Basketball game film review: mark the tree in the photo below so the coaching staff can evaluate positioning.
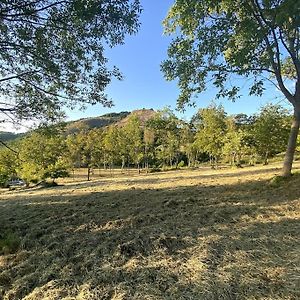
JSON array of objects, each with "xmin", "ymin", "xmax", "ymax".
[
  {"xmin": 179, "ymin": 122, "xmax": 195, "ymax": 167},
  {"xmin": 223, "ymin": 117, "xmax": 247, "ymax": 166},
  {"xmin": 66, "ymin": 129, "xmax": 102, "ymax": 181},
  {"xmin": 18, "ymin": 129, "xmax": 69, "ymax": 184},
  {"xmin": 146, "ymin": 108, "xmax": 180, "ymax": 168},
  {"xmin": 102, "ymin": 126, "xmax": 120, "ymax": 170},
  {"xmin": 162, "ymin": 0, "xmax": 300, "ymax": 176},
  {"xmin": 0, "ymin": 147, "xmax": 18, "ymax": 187},
  {"xmin": 194, "ymin": 106, "xmax": 227, "ymax": 168},
  {"xmin": 117, "ymin": 127, "xmax": 130, "ymax": 170},
  {"xmin": 143, "ymin": 128, "xmax": 155, "ymax": 170},
  {"xmin": 0, "ymin": 0, "xmax": 141, "ymax": 123},
  {"xmin": 252, "ymin": 104, "xmax": 290, "ymax": 164},
  {"xmin": 123, "ymin": 116, "xmax": 144, "ymax": 171}
]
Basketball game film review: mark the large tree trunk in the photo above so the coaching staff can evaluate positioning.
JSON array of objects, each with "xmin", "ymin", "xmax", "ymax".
[{"xmin": 282, "ymin": 109, "xmax": 300, "ymax": 177}]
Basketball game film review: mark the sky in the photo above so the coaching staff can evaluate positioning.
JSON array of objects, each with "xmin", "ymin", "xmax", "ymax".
[
  {"xmin": 63, "ymin": 0, "xmax": 291, "ymax": 123},
  {"xmin": 1, "ymin": 0, "xmax": 292, "ymax": 132}
]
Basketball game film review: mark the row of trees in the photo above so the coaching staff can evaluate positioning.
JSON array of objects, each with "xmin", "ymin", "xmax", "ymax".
[
  {"xmin": 0, "ymin": 104, "xmax": 293, "ymax": 186},
  {"xmin": 0, "ymin": 1, "xmax": 298, "ymax": 177}
]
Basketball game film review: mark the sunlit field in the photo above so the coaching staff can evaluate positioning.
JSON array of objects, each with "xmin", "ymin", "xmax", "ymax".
[{"xmin": 1, "ymin": 163, "xmax": 300, "ymax": 299}]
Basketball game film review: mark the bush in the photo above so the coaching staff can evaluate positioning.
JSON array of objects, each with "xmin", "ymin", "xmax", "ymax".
[
  {"xmin": 177, "ymin": 160, "xmax": 185, "ymax": 168},
  {"xmin": 0, "ymin": 171, "xmax": 9, "ymax": 188}
]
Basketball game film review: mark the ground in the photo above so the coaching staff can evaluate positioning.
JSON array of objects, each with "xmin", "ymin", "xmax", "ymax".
[{"xmin": 0, "ymin": 164, "xmax": 299, "ymax": 300}]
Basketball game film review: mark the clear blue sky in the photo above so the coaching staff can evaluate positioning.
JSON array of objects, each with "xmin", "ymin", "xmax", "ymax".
[
  {"xmin": 0, "ymin": 0, "xmax": 292, "ymax": 134},
  {"xmin": 64, "ymin": 0, "xmax": 291, "ymax": 123}
]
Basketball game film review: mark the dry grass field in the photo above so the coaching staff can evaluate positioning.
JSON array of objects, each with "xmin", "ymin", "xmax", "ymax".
[{"xmin": 0, "ymin": 164, "xmax": 300, "ymax": 299}]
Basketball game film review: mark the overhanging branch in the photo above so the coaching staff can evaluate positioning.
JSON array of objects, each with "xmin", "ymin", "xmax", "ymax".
[{"xmin": 0, "ymin": 140, "xmax": 19, "ymax": 155}]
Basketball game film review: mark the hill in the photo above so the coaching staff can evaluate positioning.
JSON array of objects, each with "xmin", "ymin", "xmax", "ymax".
[
  {"xmin": 0, "ymin": 131, "xmax": 23, "ymax": 142},
  {"xmin": 65, "ymin": 109, "xmax": 157, "ymax": 133},
  {"xmin": 115, "ymin": 108, "xmax": 157, "ymax": 127},
  {"xmin": 0, "ymin": 109, "xmax": 157, "ymax": 139},
  {"xmin": 65, "ymin": 111, "xmax": 131, "ymax": 134}
]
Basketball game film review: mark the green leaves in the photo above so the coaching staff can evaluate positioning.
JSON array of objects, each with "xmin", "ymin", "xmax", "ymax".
[
  {"xmin": 163, "ymin": 0, "xmax": 300, "ymax": 109},
  {"xmin": 252, "ymin": 104, "xmax": 291, "ymax": 160},
  {"xmin": 0, "ymin": 0, "xmax": 141, "ymax": 122},
  {"xmin": 194, "ymin": 105, "xmax": 227, "ymax": 160},
  {"xmin": 18, "ymin": 130, "xmax": 70, "ymax": 183}
]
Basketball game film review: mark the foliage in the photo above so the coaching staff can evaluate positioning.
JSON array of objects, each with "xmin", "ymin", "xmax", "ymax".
[
  {"xmin": 0, "ymin": 147, "xmax": 18, "ymax": 186},
  {"xmin": 146, "ymin": 108, "xmax": 181, "ymax": 167},
  {"xmin": 162, "ymin": 0, "xmax": 300, "ymax": 109},
  {"xmin": 0, "ymin": 0, "xmax": 141, "ymax": 122},
  {"xmin": 0, "ymin": 105, "xmax": 295, "ymax": 185},
  {"xmin": 194, "ymin": 105, "xmax": 227, "ymax": 166},
  {"xmin": 18, "ymin": 130, "xmax": 69, "ymax": 183},
  {"xmin": 162, "ymin": 0, "xmax": 300, "ymax": 176},
  {"xmin": 223, "ymin": 118, "xmax": 246, "ymax": 166},
  {"xmin": 102, "ymin": 126, "xmax": 121, "ymax": 167},
  {"xmin": 252, "ymin": 104, "xmax": 290, "ymax": 164},
  {"xmin": 177, "ymin": 160, "xmax": 185, "ymax": 168},
  {"xmin": 123, "ymin": 116, "xmax": 144, "ymax": 168}
]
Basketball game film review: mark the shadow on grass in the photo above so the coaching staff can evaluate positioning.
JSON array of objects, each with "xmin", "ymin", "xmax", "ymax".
[{"xmin": 0, "ymin": 176, "xmax": 299, "ymax": 299}]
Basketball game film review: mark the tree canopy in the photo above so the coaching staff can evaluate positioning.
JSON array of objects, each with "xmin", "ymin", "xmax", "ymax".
[
  {"xmin": 162, "ymin": 0, "xmax": 300, "ymax": 176},
  {"xmin": 0, "ymin": 0, "xmax": 141, "ymax": 123},
  {"xmin": 162, "ymin": 0, "xmax": 299, "ymax": 107}
]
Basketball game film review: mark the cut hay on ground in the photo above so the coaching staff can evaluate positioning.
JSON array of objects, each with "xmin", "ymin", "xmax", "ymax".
[{"xmin": 0, "ymin": 164, "xmax": 299, "ymax": 299}]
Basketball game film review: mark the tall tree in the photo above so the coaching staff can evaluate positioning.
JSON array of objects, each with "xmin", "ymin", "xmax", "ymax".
[
  {"xmin": 102, "ymin": 126, "xmax": 120, "ymax": 170},
  {"xmin": 66, "ymin": 129, "xmax": 102, "ymax": 181},
  {"xmin": 252, "ymin": 104, "xmax": 290, "ymax": 164},
  {"xmin": 179, "ymin": 122, "xmax": 195, "ymax": 167},
  {"xmin": 223, "ymin": 117, "xmax": 247, "ymax": 166},
  {"xmin": 123, "ymin": 116, "xmax": 144, "ymax": 171},
  {"xmin": 18, "ymin": 129, "xmax": 69, "ymax": 184},
  {"xmin": 146, "ymin": 108, "xmax": 180, "ymax": 168},
  {"xmin": 162, "ymin": 0, "xmax": 300, "ymax": 176},
  {"xmin": 194, "ymin": 106, "xmax": 227, "ymax": 167},
  {"xmin": 0, "ymin": 0, "xmax": 141, "ymax": 123}
]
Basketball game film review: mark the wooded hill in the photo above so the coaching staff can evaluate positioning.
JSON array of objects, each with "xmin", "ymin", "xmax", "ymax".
[
  {"xmin": 0, "ymin": 131, "xmax": 23, "ymax": 142},
  {"xmin": 0, "ymin": 109, "xmax": 156, "ymax": 139},
  {"xmin": 66, "ymin": 109, "xmax": 156, "ymax": 133}
]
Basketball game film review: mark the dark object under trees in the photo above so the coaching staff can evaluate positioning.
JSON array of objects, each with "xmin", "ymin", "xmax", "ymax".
[
  {"xmin": 162, "ymin": 0, "xmax": 300, "ymax": 176},
  {"xmin": 0, "ymin": 0, "xmax": 141, "ymax": 123}
]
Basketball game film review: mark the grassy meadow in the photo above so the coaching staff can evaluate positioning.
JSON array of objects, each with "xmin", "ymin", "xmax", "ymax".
[{"xmin": 0, "ymin": 164, "xmax": 300, "ymax": 299}]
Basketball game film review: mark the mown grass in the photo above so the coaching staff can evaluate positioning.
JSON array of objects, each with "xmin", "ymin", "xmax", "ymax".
[{"xmin": 0, "ymin": 164, "xmax": 299, "ymax": 299}]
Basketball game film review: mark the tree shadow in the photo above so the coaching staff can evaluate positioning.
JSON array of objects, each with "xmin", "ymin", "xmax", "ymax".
[{"xmin": 0, "ymin": 175, "xmax": 299, "ymax": 299}]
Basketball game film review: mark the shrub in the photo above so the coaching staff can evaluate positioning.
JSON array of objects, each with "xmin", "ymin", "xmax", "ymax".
[{"xmin": 177, "ymin": 160, "xmax": 185, "ymax": 168}]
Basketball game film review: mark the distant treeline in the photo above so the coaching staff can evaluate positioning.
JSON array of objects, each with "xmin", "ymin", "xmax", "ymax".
[{"xmin": 0, "ymin": 104, "xmax": 293, "ymax": 185}]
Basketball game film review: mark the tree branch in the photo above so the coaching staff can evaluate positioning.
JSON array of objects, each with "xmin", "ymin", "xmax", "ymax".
[
  {"xmin": 2, "ymin": 1, "xmax": 70, "ymax": 18},
  {"xmin": 0, "ymin": 140, "xmax": 19, "ymax": 155},
  {"xmin": 0, "ymin": 70, "xmax": 39, "ymax": 83},
  {"xmin": 248, "ymin": 0, "xmax": 294, "ymax": 104}
]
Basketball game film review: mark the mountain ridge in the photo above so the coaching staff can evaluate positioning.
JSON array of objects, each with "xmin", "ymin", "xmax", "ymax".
[{"xmin": 0, "ymin": 109, "xmax": 157, "ymax": 140}]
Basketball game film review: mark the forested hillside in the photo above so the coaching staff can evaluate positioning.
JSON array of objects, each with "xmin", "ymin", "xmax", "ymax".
[
  {"xmin": 0, "ymin": 131, "xmax": 23, "ymax": 142},
  {"xmin": 65, "ymin": 111, "xmax": 131, "ymax": 134}
]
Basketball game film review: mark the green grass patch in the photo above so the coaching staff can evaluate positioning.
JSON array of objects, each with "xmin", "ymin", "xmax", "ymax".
[{"xmin": 0, "ymin": 231, "xmax": 20, "ymax": 255}]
